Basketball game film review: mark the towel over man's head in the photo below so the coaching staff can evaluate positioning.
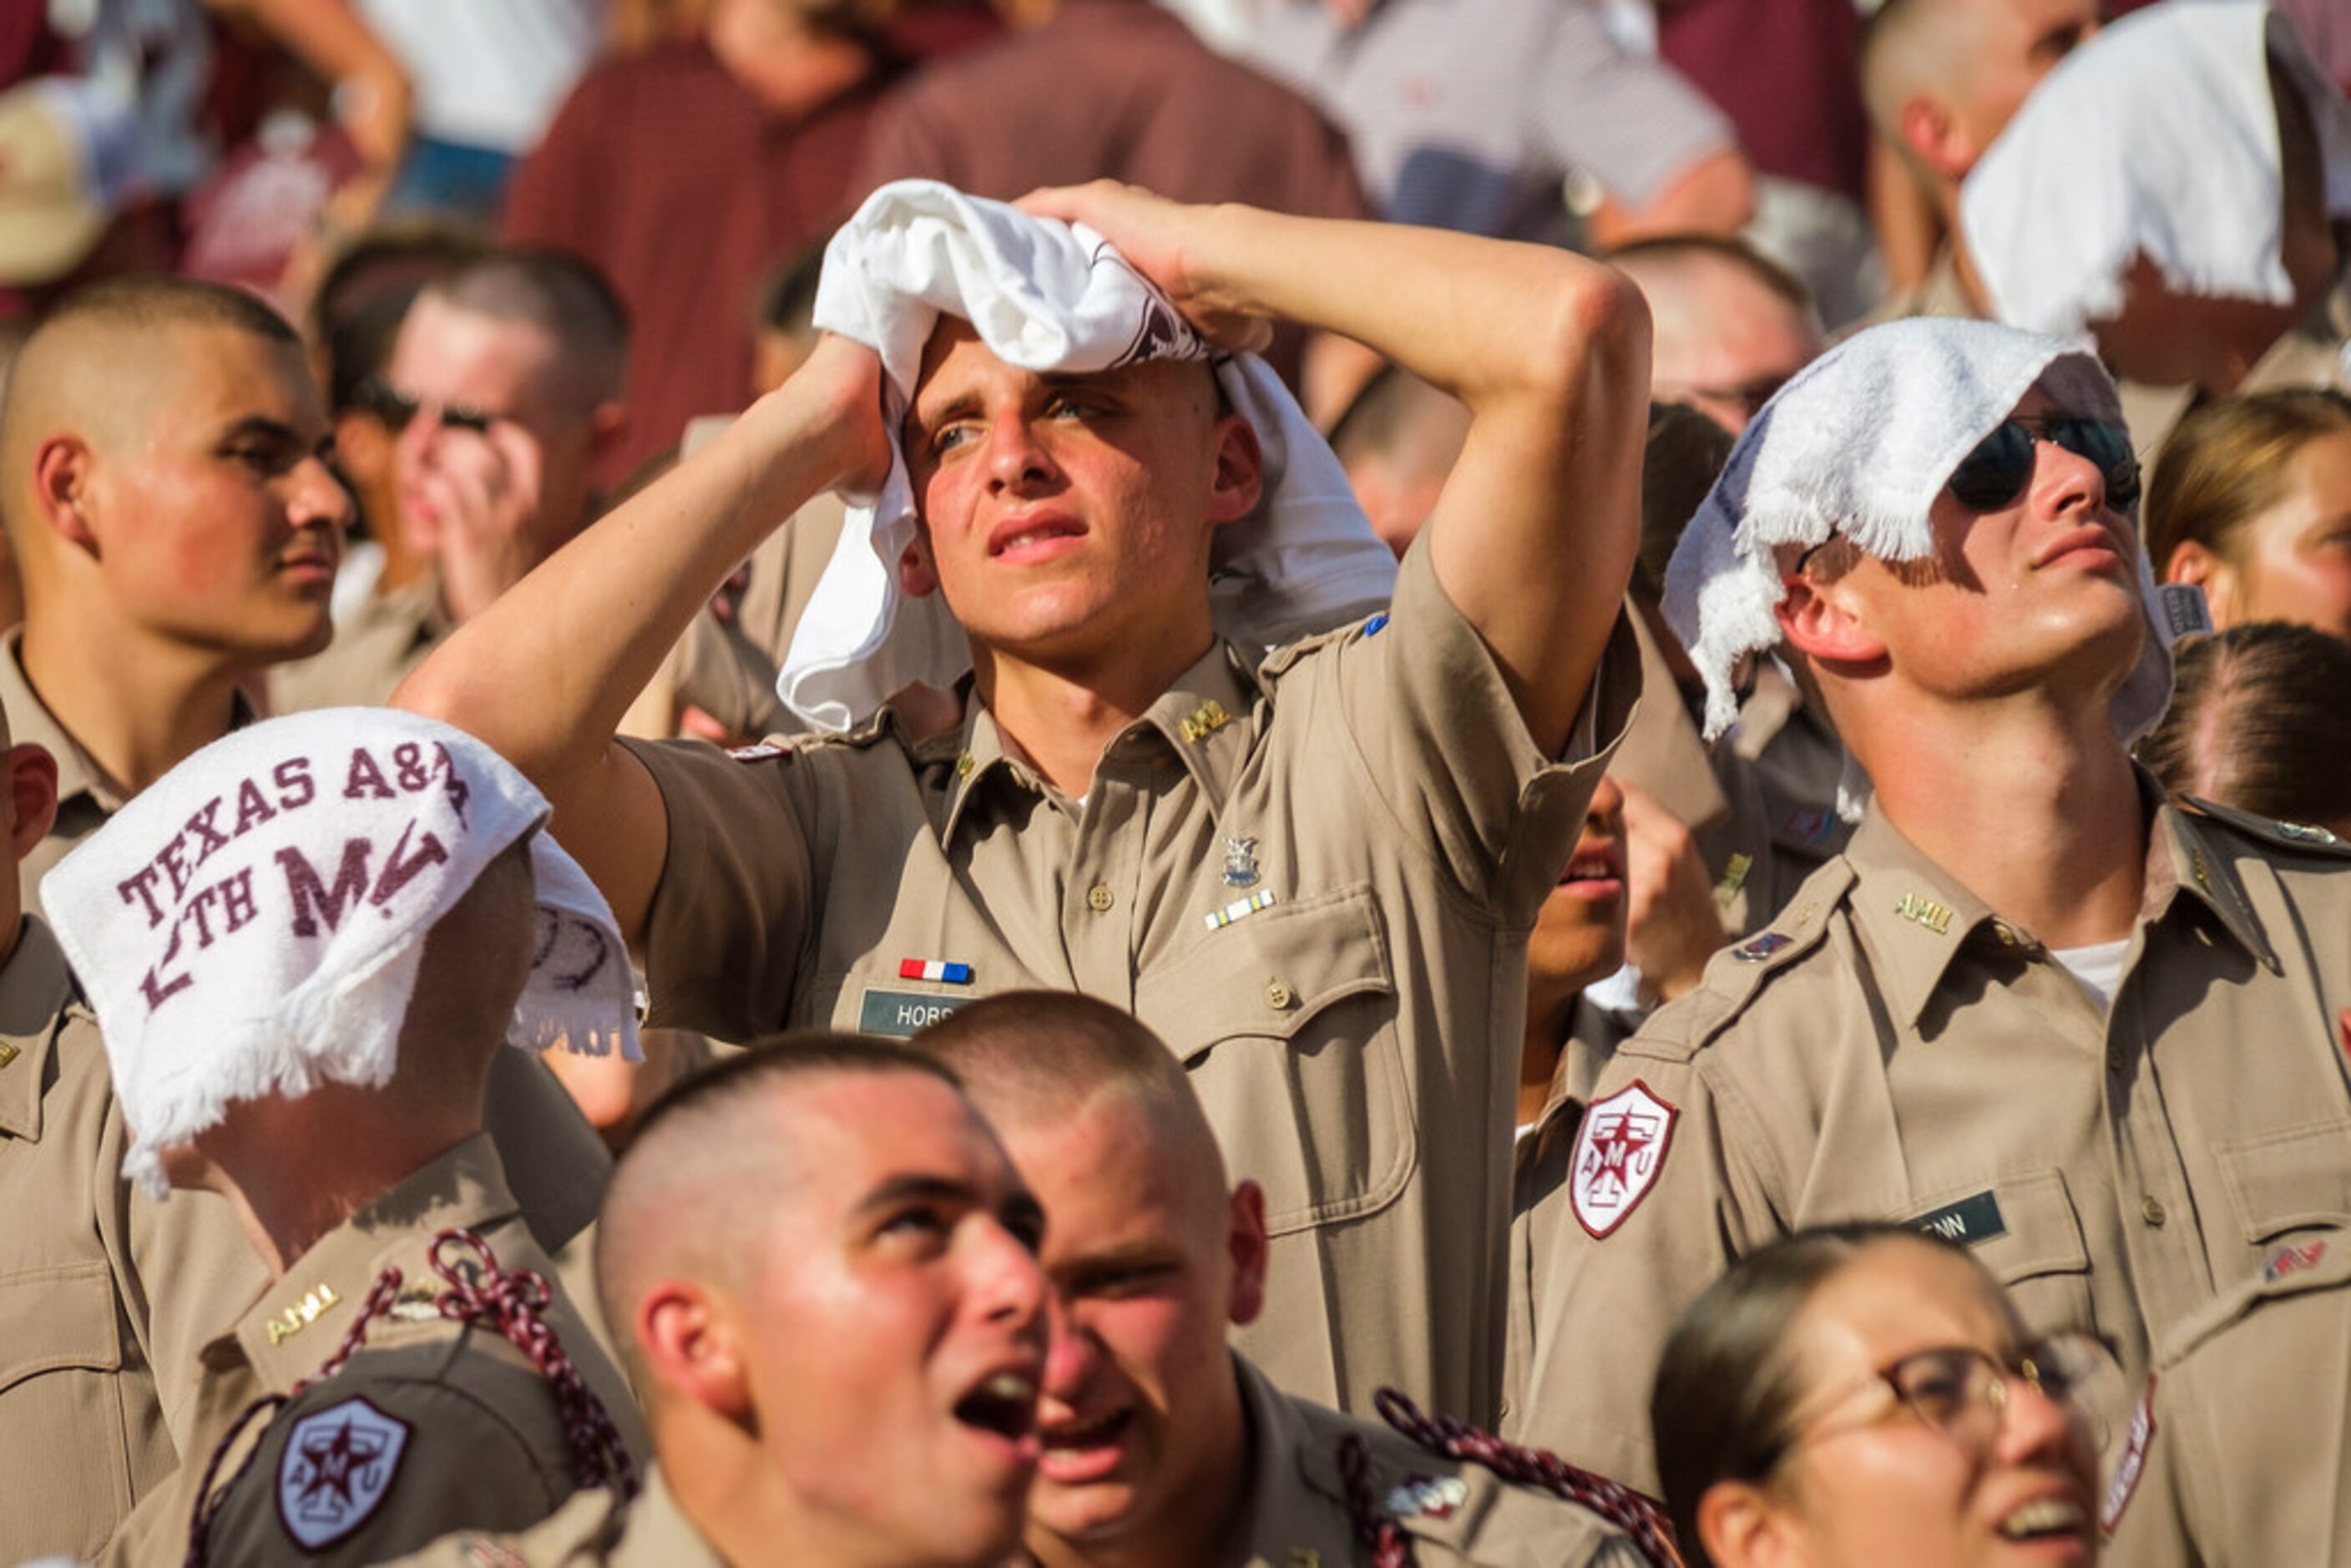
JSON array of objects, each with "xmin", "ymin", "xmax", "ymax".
[
  {"xmin": 43, "ymin": 709, "xmax": 640, "ymax": 1196},
  {"xmin": 1662, "ymin": 316, "xmax": 2184, "ymax": 747},
  {"xmin": 777, "ymin": 180, "xmax": 1398, "ymax": 732}
]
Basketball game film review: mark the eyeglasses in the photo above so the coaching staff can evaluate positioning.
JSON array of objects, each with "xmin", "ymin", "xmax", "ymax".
[
  {"xmin": 1796, "ymin": 1338, "xmax": 2098, "ymax": 1459},
  {"xmin": 1948, "ymin": 417, "xmax": 2141, "ymax": 513},
  {"xmin": 351, "ymin": 376, "xmax": 498, "ymax": 437}
]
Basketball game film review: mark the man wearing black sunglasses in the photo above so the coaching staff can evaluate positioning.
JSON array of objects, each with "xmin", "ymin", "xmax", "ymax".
[
  {"xmin": 1517, "ymin": 317, "xmax": 2351, "ymax": 1507},
  {"xmin": 275, "ymin": 249, "xmax": 629, "ymax": 713}
]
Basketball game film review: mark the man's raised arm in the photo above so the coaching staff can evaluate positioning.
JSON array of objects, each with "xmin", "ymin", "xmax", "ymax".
[
  {"xmin": 392, "ymin": 337, "xmax": 889, "ymax": 949},
  {"xmin": 1024, "ymin": 185, "xmax": 1651, "ymax": 755}
]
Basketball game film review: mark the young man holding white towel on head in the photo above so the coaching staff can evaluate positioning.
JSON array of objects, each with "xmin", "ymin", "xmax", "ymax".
[
  {"xmin": 397, "ymin": 180, "xmax": 1651, "ymax": 1428},
  {"xmin": 51, "ymin": 710, "xmax": 650, "ymax": 1567},
  {"xmin": 1514, "ymin": 316, "xmax": 2351, "ymax": 1516}
]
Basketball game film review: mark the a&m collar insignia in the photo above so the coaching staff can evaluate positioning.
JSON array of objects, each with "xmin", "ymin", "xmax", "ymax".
[
  {"xmin": 1178, "ymin": 700, "xmax": 1231, "ymax": 745},
  {"xmin": 898, "ymin": 959, "xmax": 974, "ymax": 985},
  {"xmin": 1221, "ymin": 835, "xmax": 1261, "ymax": 888},
  {"xmin": 1382, "ymin": 1474, "xmax": 1469, "ymax": 1522}
]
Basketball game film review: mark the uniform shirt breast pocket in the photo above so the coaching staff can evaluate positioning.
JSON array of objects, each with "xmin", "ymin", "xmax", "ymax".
[
  {"xmin": 1136, "ymin": 885, "xmax": 1411, "ymax": 1238},
  {"xmin": 2217, "ymin": 1120, "xmax": 2351, "ymax": 1242},
  {"xmin": 0, "ymin": 1260, "xmax": 134, "ymax": 1560}
]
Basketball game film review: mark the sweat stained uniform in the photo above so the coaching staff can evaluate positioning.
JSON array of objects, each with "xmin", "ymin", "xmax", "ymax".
[
  {"xmin": 2102, "ymin": 1229, "xmax": 2351, "ymax": 1565},
  {"xmin": 107, "ymin": 1136, "xmax": 648, "ymax": 1567},
  {"xmin": 621, "ymin": 538, "xmax": 1639, "ymax": 1424},
  {"xmin": 1517, "ymin": 783, "xmax": 2351, "ymax": 1496}
]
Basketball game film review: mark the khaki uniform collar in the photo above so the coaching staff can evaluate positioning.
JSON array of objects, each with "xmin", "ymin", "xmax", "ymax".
[
  {"xmin": 356, "ymin": 569, "xmax": 456, "ymax": 652},
  {"xmin": 1231, "ymin": 1351, "xmax": 1328, "ymax": 1550},
  {"xmin": 0, "ymin": 626, "xmax": 262, "ymax": 818},
  {"xmin": 1846, "ymin": 771, "xmax": 2278, "ymax": 1029},
  {"xmin": 234, "ymin": 1132, "xmax": 522, "ymax": 1389},
  {"xmin": 936, "ymin": 641, "xmax": 1263, "ymax": 846},
  {"xmin": 0, "ymin": 917, "xmax": 77, "ymax": 1141},
  {"xmin": 614, "ymin": 1465, "xmax": 727, "ymax": 1568}
]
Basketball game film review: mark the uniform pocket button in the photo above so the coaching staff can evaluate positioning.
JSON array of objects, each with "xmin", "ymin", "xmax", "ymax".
[
  {"xmin": 1266, "ymin": 979, "xmax": 1294, "ymax": 1011},
  {"xmin": 1086, "ymin": 883, "xmax": 1115, "ymax": 913}
]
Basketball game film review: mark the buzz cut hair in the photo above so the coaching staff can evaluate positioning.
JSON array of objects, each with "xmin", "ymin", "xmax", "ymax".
[
  {"xmin": 22, "ymin": 274, "xmax": 300, "ymax": 352},
  {"xmin": 1602, "ymin": 233, "xmax": 1818, "ymax": 316},
  {"xmin": 419, "ymin": 246, "xmax": 632, "ymax": 402},
  {"xmin": 914, "ymin": 992, "xmax": 1190, "ymax": 1119}
]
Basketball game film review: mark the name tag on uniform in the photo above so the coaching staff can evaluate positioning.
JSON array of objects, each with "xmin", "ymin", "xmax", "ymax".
[
  {"xmin": 857, "ymin": 989, "xmax": 968, "ymax": 1038},
  {"xmin": 1912, "ymin": 1190, "xmax": 2007, "ymax": 1247}
]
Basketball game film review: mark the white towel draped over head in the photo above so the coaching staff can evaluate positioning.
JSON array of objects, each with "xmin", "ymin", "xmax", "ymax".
[
  {"xmin": 1960, "ymin": 2, "xmax": 2351, "ymax": 339},
  {"xmin": 778, "ymin": 179, "xmax": 1398, "ymax": 732},
  {"xmin": 1661, "ymin": 317, "xmax": 2175, "ymax": 745},
  {"xmin": 42, "ymin": 709, "xmax": 640, "ymax": 1197}
]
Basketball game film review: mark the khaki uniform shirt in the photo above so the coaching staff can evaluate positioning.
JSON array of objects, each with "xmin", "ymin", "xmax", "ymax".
[
  {"xmin": 112, "ymin": 1136, "xmax": 649, "ymax": 1568},
  {"xmin": 622, "ymin": 539, "xmax": 1638, "ymax": 1424},
  {"xmin": 2118, "ymin": 280, "xmax": 2351, "ymax": 464},
  {"xmin": 1853, "ymin": 243, "xmax": 1977, "ymax": 332},
  {"xmin": 0, "ymin": 918, "xmax": 255, "ymax": 1565},
  {"xmin": 1503, "ymin": 998, "xmax": 1635, "ymax": 1436},
  {"xmin": 270, "ymin": 574, "xmax": 453, "ymax": 716},
  {"xmin": 380, "ymin": 1465, "xmax": 717, "ymax": 1567},
  {"xmin": 1518, "ymin": 784, "xmax": 2351, "ymax": 1495},
  {"xmin": 1226, "ymin": 1353, "xmax": 1647, "ymax": 1566},
  {"xmin": 2103, "ymin": 1231, "xmax": 2351, "ymax": 1566}
]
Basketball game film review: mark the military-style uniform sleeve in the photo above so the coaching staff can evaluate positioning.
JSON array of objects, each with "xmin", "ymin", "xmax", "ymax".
[
  {"xmin": 1313, "ymin": 531, "xmax": 1641, "ymax": 927},
  {"xmin": 1509, "ymin": 978, "xmax": 1792, "ymax": 1495},
  {"xmin": 617, "ymin": 736, "xmax": 822, "ymax": 1040},
  {"xmin": 198, "ymin": 1359, "xmax": 584, "ymax": 1567}
]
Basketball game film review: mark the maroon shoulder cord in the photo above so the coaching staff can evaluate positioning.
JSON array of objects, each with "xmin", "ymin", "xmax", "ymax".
[
  {"xmin": 1338, "ymin": 1388, "xmax": 1684, "ymax": 1568},
  {"xmin": 185, "ymin": 1227, "xmax": 640, "ymax": 1568}
]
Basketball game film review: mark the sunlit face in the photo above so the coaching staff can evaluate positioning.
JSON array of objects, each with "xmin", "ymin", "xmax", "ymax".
[
  {"xmin": 2186, "ymin": 427, "xmax": 2351, "ymax": 640},
  {"xmin": 1737, "ymin": 1239, "xmax": 2100, "ymax": 1568},
  {"xmin": 1645, "ymin": 263, "xmax": 1825, "ymax": 435},
  {"xmin": 1529, "ymin": 773, "xmax": 1628, "ymax": 1004},
  {"xmin": 736, "ymin": 1073, "xmax": 1049, "ymax": 1565},
  {"xmin": 997, "ymin": 1093, "xmax": 1253, "ymax": 1553},
  {"xmin": 388, "ymin": 296, "xmax": 604, "ymax": 563},
  {"xmin": 1801, "ymin": 386, "xmax": 2146, "ymax": 719},
  {"xmin": 1949, "ymin": 0, "xmax": 2098, "ymax": 164},
  {"xmin": 87, "ymin": 326, "xmax": 346, "ymax": 660},
  {"xmin": 899, "ymin": 322, "xmax": 1260, "ymax": 670}
]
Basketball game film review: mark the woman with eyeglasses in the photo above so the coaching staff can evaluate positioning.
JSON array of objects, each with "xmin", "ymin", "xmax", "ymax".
[{"xmin": 1652, "ymin": 1224, "xmax": 2101, "ymax": 1568}]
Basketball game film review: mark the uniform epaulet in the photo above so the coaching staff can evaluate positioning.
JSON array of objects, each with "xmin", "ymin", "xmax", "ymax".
[
  {"xmin": 2155, "ymin": 1232, "xmax": 2351, "ymax": 1369},
  {"xmin": 1255, "ymin": 609, "xmax": 1387, "ymax": 680},
  {"xmin": 1625, "ymin": 859, "xmax": 1855, "ymax": 1065},
  {"xmin": 725, "ymin": 711, "xmax": 900, "ymax": 766},
  {"xmin": 2175, "ymin": 795, "xmax": 2351, "ymax": 858}
]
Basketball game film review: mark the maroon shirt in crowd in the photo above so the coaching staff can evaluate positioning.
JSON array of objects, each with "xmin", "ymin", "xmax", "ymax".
[
  {"xmin": 1657, "ymin": 0, "xmax": 1867, "ymax": 203},
  {"xmin": 506, "ymin": 39, "xmax": 893, "ymax": 477},
  {"xmin": 850, "ymin": 0, "xmax": 1368, "ymax": 387}
]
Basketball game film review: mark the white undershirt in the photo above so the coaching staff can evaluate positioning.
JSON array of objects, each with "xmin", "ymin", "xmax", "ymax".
[{"xmin": 2050, "ymin": 938, "xmax": 2131, "ymax": 1011}]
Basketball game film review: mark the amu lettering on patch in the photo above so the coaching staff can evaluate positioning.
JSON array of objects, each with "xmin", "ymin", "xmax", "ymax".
[
  {"xmin": 1911, "ymin": 1190, "xmax": 2007, "ymax": 1247},
  {"xmin": 857, "ymin": 989, "xmax": 968, "ymax": 1038},
  {"xmin": 1894, "ymin": 892, "xmax": 1955, "ymax": 935}
]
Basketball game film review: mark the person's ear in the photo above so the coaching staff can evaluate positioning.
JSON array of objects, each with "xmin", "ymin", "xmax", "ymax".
[
  {"xmin": 1697, "ymin": 1478, "xmax": 1795, "ymax": 1567},
  {"xmin": 897, "ymin": 534, "xmax": 940, "ymax": 599},
  {"xmin": 1206, "ymin": 414, "xmax": 1264, "ymax": 529},
  {"xmin": 639, "ymin": 1281, "xmax": 752, "ymax": 1422},
  {"xmin": 588, "ymin": 401, "xmax": 629, "ymax": 464},
  {"xmin": 1898, "ymin": 94, "xmax": 1972, "ymax": 185},
  {"xmin": 5, "ymin": 743, "xmax": 58, "ymax": 857},
  {"xmin": 2163, "ymin": 540, "xmax": 2237, "ymax": 625},
  {"xmin": 30, "ymin": 435, "xmax": 99, "ymax": 554},
  {"xmin": 1226, "ymin": 1179, "xmax": 1270, "ymax": 1328},
  {"xmin": 1777, "ymin": 569, "xmax": 1888, "ymax": 666}
]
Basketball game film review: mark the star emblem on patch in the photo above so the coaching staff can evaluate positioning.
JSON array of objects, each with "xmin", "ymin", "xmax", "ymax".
[
  {"xmin": 276, "ymin": 1396, "xmax": 412, "ymax": 1550},
  {"xmin": 1569, "ymin": 1080, "xmax": 1678, "ymax": 1238}
]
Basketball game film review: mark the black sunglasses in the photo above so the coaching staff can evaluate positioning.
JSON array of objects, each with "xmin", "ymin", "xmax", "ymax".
[
  {"xmin": 352, "ymin": 376, "xmax": 497, "ymax": 437},
  {"xmin": 1948, "ymin": 416, "xmax": 2141, "ymax": 512}
]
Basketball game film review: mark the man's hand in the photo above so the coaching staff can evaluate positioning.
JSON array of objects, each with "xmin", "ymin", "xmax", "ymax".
[
  {"xmin": 1620, "ymin": 780, "xmax": 1728, "ymax": 1006},
  {"xmin": 404, "ymin": 418, "xmax": 548, "ymax": 624},
  {"xmin": 1016, "ymin": 183, "xmax": 1276, "ymax": 355}
]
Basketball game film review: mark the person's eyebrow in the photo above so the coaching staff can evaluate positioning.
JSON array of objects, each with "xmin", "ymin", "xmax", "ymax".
[
  {"xmin": 908, "ymin": 390, "xmax": 984, "ymax": 436},
  {"xmin": 854, "ymin": 1171, "xmax": 985, "ymax": 1217},
  {"xmin": 217, "ymin": 414, "xmax": 337, "ymax": 463},
  {"xmin": 1054, "ymin": 1238, "xmax": 1181, "ymax": 1287}
]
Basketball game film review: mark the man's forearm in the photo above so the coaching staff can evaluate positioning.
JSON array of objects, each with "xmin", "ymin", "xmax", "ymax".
[{"xmin": 393, "ymin": 340, "xmax": 882, "ymax": 785}]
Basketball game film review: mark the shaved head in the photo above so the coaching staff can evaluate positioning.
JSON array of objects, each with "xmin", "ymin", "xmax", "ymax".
[
  {"xmin": 916, "ymin": 992, "xmax": 1231, "ymax": 1227},
  {"xmin": 597, "ymin": 1036, "xmax": 969, "ymax": 1383},
  {"xmin": 1860, "ymin": 0, "xmax": 2099, "ymax": 189}
]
